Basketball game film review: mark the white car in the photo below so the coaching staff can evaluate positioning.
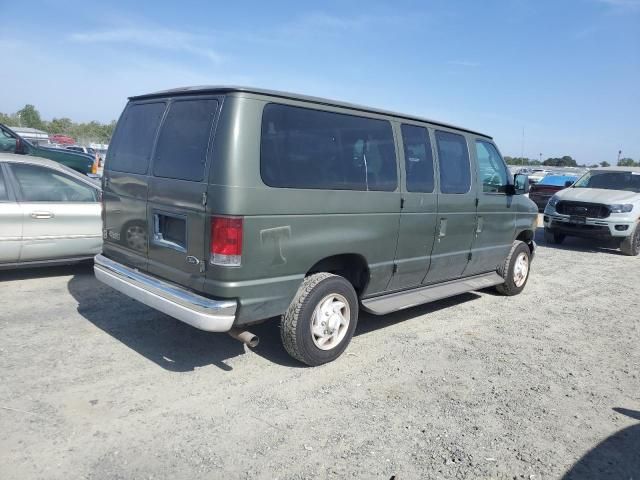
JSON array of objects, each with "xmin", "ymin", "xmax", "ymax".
[
  {"xmin": 543, "ymin": 167, "xmax": 640, "ymax": 255},
  {"xmin": 0, "ymin": 153, "xmax": 102, "ymax": 269}
]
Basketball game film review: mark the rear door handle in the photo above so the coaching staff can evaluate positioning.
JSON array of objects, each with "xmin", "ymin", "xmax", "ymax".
[
  {"xmin": 30, "ymin": 211, "xmax": 54, "ymax": 219},
  {"xmin": 438, "ymin": 218, "xmax": 447, "ymax": 238}
]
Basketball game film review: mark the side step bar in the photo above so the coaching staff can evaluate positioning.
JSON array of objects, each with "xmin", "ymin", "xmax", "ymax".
[{"xmin": 361, "ymin": 272, "xmax": 504, "ymax": 315}]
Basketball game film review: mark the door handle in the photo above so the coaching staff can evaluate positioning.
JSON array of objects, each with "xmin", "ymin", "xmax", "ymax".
[
  {"xmin": 438, "ymin": 218, "xmax": 447, "ymax": 238},
  {"xmin": 30, "ymin": 211, "xmax": 54, "ymax": 219}
]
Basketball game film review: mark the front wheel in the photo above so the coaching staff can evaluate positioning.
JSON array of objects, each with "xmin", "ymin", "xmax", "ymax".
[
  {"xmin": 620, "ymin": 224, "xmax": 640, "ymax": 256},
  {"xmin": 544, "ymin": 228, "xmax": 565, "ymax": 245},
  {"xmin": 496, "ymin": 241, "xmax": 531, "ymax": 296},
  {"xmin": 281, "ymin": 273, "xmax": 358, "ymax": 366}
]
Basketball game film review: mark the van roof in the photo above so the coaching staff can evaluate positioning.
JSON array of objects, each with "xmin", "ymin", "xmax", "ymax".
[{"xmin": 129, "ymin": 86, "xmax": 492, "ymax": 139}]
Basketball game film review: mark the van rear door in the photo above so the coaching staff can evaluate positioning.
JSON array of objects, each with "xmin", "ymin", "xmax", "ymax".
[
  {"xmin": 145, "ymin": 96, "xmax": 220, "ymax": 292},
  {"xmin": 102, "ymin": 100, "xmax": 166, "ymax": 270}
]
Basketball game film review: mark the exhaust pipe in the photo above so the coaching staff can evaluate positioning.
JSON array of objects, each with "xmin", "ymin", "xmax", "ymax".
[{"xmin": 228, "ymin": 328, "xmax": 259, "ymax": 348}]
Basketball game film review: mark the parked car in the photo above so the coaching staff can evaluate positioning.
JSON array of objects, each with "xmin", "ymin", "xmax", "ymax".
[
  {"xmin": 529, "ymin": 174, "xmax": 578, "ymax": 210},
  {"xmin": 66, "ymin": 145, "xmax": 96, "ymax": 156},
  {"xmin": 0, "ymin": 123, "xmax": 96, "ymax": 174},
  {"xmin": 544, "ymin": 167, "xmax": 640, "ymax": 255},
  {"xmin": 0, "ymin": 153, "xmax": 102, "ymax": 269},
  {"xmin": 528, "ymin": 168, "xmax": 550, "ymax": 184},
  {"xmin": 94, "ymin": 86, "xmax": 538, "ymax": 366}
]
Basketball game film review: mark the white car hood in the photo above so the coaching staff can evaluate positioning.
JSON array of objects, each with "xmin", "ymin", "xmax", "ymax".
[{"xmin": 556, "ymin": 188, "xmax": 640, "ymax": 204}]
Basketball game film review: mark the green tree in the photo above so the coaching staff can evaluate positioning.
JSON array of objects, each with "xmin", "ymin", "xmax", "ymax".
[
  {"xmin": 17, "ymin": 104, "xmax": 44, "ymax": 130},
  {"xmin": 618, "ymin": 158, "xmax": 638, "ymax": 167},
  {"xmin": 600, "ymin": 161, "xmax": 611, "ymax": 167},
  {"xmin": 543, "ymin": 156, "xmax": 578, "ymax": 167}
]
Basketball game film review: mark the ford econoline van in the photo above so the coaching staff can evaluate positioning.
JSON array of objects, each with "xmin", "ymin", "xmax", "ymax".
[{"xmin": 94, "ymin": 87, "xmax": 538, "ymax": 366}]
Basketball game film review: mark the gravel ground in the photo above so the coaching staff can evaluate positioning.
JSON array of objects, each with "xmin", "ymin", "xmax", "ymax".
[{"xmin": 1, "ymin": 228, "xmax": 639, "ymax": 479}]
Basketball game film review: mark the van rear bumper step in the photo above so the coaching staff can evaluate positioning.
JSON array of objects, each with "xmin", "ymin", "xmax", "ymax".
[{"xmin": 94, "ymin": 254, "xmax": 237, "ymax": 332}]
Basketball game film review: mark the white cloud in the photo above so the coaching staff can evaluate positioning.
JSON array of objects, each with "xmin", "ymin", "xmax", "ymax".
[
  {"xmin": 596, "ymin": 0, "xmax": 640, "ymax": 11},
  {"xmin": 447, "ymin": 60, "xmax": 480, "ymax": 67},
  {"xmin": 69, "ymin": 27, "xmax": 223, "ymax": 62}
]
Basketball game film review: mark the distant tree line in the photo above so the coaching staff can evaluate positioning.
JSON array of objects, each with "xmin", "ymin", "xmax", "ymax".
[
  {"xmin": 0, "ymin": 104, "xmax": 116, "ymax": 145},
  {"xmin": 504, "ymin": 155, "xmax": 636, "ymax": 169}
]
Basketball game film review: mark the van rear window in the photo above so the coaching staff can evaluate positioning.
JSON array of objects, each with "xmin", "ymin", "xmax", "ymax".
[
  {"xmin": 108, "ymin": 102, "xmax": 166, "ymax": 175},
  {"xmin": 261, "ymin": 104, "xmax": 397, "ymax": 191},
  {"xmin": 152, "ymin": 99, "xmax": 218, "ymax": 181}
]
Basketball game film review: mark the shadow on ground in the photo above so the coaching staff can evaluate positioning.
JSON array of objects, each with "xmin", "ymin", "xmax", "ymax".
[
  {"xmin": 534, "ymin": 227, "xmax": 625, "ymax": 255},
  {"xmin": 562, "ymin": 408, "xmax": 640, "ymax": 479},
  {"xmin": 66, "ymin": 265, "xmax": 480, "ymax": 372}
]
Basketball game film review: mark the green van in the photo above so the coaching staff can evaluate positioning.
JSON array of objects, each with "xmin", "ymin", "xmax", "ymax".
[{"xmin": 94, "ymin": 87, "xmax": 538, "ymax": 366}]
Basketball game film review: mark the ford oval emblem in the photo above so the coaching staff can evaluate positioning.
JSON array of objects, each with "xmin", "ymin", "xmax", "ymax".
[{"xmin": 186, "ymin": 256, "xmax": 200, "ymax": 265}]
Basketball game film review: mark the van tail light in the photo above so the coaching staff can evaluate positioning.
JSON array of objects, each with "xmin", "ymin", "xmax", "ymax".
[{"xmin": 210, "ymin": 216, "xmax": 243, "ymax": 266}]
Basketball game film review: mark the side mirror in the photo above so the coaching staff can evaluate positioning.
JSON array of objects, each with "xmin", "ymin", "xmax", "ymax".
[
  {"xmin": 512, "ymin": 173, "xmax": 530, "ymax": 195},
  {"xmin": 564, "ymin": 180, "xmax": 573, "ymax": 188}
]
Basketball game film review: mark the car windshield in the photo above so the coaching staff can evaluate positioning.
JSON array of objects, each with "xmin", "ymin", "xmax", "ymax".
[
  {"xmin": 573, "ymin": 170, "xmax": 640, "ymax": 193},
  {"xmin": 538, "ymin": 175, "xmax": 577, "ymax": 186}
]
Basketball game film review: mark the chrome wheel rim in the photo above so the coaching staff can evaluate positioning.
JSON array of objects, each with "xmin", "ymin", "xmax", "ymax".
[
  {"xmin": 126, "ymin": 225, "xmax": 147, "ymax": 251},
  {"xmin": 513, "ymin": 252, "xmax": 529, "ymax": 287},
  {"xmin": 310, "ymin": 294, "xmax": 350, "ymax": 350}
]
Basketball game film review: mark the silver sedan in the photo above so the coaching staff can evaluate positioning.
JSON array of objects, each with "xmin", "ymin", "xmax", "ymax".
[{"xmin": 0, "ymin": 153, "xmax": 102, "ymax": 269}]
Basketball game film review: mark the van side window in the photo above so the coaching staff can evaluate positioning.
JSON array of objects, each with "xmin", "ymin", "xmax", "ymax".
[
  {"xmin": 475, "ymin": 140, "xmax": 508, "ymax": 193},
  {"xmin": 108, "ymin": 102, "xmax": 166, "ymax": 175},
  {"xmin": 261, "ymin": 104, "xmax": 397, "ymax": 191},
  {"xmin": 153, "ymin": 99, "xmax": 218, "ymax": 181},
  {"xmin": 435, "ymin": 131, "xmax": 471, "ymax": 194},
  {"xmin": 401, "ymin": 124, "xmax": 434, "ymax": 193}
]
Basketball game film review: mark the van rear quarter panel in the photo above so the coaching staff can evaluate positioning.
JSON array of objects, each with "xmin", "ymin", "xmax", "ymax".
[{"xmin": 205, "ymin": 94, "xmax": 401, "ymax": 324}]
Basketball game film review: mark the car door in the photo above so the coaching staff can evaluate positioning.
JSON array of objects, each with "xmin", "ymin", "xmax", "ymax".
[
  {"xmin": 386, "ymin": 122, "xmax": 439, "ymax": 291},
  {"xmin": 145, "ymin": 96, "xmax": 221, "ymax": 291},
  {"xmin": 422, "ymin": 130, "xmax": 476, "ymax": 285},
  {"xmin": 7, "ymin": 162, "xmax": 102, "ymax": 262},
  {"xmin": 0, "ymin": 164, "xmax": 22, "ymax": 263},
  {"xmin": 464, "ymin": 139, "xmax": 515, "ymax": 276}
]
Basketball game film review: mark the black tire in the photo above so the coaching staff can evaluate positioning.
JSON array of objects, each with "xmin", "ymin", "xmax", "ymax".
[
  {"xmin": 496, "ymin": 241, "xmax": 531, "ymax": 296},
  {"xmin": 544, "ymin": 228, "xmax": 565, "ymax": 245},
  {"xmin": 620, "ymin": 224, "xmax": 640, "ymax": 256},
  {"xmin": 281, "ymin": 273, "xmax": 358, "ymax": 366}
]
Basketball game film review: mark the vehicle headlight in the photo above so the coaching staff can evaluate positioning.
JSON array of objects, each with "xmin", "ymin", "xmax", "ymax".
[
  {"xmin": 547, "ymin": 195, "xmax": 560, "ymax": 208},
  {"xmin": 609, "ymin": 204, "xmax": 634, "ymax": 213}
]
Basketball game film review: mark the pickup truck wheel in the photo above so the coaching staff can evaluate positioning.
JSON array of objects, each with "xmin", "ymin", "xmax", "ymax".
[
  {"xmin": 620, "ymin": 224, "xmax": 640, "ymax": 256},
  {"xmin": 281, "ymin": 273, "xmax": 358, "ymax": 366},
  {"xmin": 496, "ymin": 241, "xmax": 531, "ymax": 296},
  {"xmin": 544, "ymin": 228, "xmax": 565, "ymax": 244}
]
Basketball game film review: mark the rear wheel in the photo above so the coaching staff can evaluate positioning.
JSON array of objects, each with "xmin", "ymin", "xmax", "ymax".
[
  {"xmin": 620, "ymin": 224, "xmax": 640, "ymax": 256},
  {"xmin": 281, "ymin": 273, "xmax": 358, "ymax": 366},
  {"xmin": 544, "ymin": 228, "xmax": 565, "ymax": 245},
  {"xmin": 496, "ymin": 241, "xmax": 531, "ymax": 296}
]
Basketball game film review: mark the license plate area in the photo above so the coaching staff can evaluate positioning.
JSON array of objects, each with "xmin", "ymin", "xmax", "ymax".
[
  {"xmin": 569, "ymin": 215, "xmax": 587, "ymax": 225},
  {"xmin": 152, "ymin": 212, "xmax": 187, "ymax": 252}
]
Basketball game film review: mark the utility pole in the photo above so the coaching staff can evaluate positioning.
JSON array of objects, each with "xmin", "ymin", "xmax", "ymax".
[
  {"xmin": 617, "ymin": 150, "xmax": 622, "ymax": 164},
  {"xmin": 539, "ymin": 152, "xmax": 542, "ymax": 164}
]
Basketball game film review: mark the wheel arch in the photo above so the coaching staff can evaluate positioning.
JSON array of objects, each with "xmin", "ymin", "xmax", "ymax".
[{"xmin": 306, "ymin": 253, "xmax": 370, "ymax": 297}]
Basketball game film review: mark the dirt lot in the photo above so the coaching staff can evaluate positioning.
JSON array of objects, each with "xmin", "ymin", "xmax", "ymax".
[{"xmin": 1, "ymin": 229, "xmax": 639, "ymax": 480}]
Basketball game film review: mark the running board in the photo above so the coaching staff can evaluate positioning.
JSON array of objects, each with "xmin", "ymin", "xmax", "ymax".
[{"xmin": 361, "ymin": 272, "xmax": 504, "ymax": 315}]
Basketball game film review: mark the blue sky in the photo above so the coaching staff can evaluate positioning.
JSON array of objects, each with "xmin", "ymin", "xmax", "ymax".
[{"xmin": 2, "ymin": 0, "xmax": 638, "ymax": 163}]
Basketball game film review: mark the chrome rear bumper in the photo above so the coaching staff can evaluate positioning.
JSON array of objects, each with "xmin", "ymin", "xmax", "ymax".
[{"xmin": 94, "ymin": 254, "xmax": 237, "ymax": 332}]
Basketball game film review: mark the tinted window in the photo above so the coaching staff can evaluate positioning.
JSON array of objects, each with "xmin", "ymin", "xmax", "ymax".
[
  {"xmin": 261, "ymin": 104, "xmax": 397, "ymax": 191},
  {"xmin": 153, "ymin": 99, "xmax": 218, "ymax": 181},
  {"xmin": 538, "ymin": 175, "xmax": 577, "ymax": 186},
  {"xmin": 108, "ymin": 102, "xmax": 166, "ymax": 174},
  {"xmin": 0, "ymin": 167, "xmax": 8, "ymax": 201},
  {"xmin": 435, "ymin": 131, "xmax": 471, "ymax": 194},
  {"xmin": 475, "ymin": 140, "xmax": 508, "ymax": 193},
  {"xmin": 11, "ymin": 164, "xmax": 97, "ymax": 202},
  {"xmin": 401, "ymin": 124, "xmax": 434, "ymax": 193}
]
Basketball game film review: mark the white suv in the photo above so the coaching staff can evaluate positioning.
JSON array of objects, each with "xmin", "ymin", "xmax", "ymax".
[{"xmin": 543, "ymin": 167, "xmax": 640, "ymax": 256}]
